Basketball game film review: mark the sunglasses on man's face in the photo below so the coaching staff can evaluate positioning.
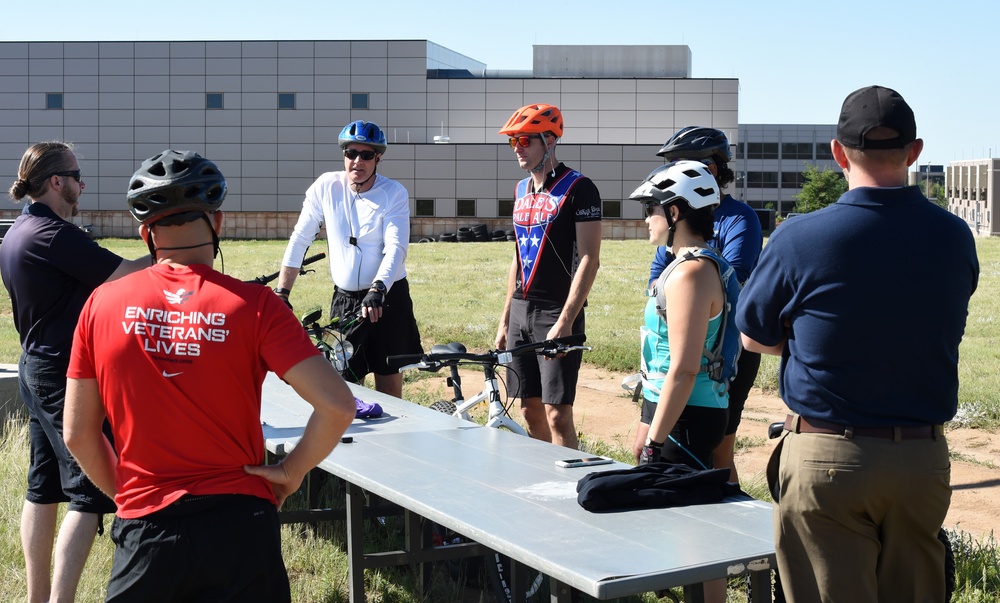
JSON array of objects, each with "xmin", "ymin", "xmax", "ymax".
[
  {"xmin": 343, "ymin": 149, "xmax": 377, "ymax": 161},
  {"xmin": 53, "ymin": 170, "xmax": 82, "ymax": 183},
  {"xmin": 508, "ymin": 135, "xmax": 542, "ymax": 149}
]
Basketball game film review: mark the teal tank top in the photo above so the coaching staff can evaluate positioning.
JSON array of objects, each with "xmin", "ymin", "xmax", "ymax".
[{"xmin": 640, "ymin": 296, "xmax": 729, "ymax": 409}]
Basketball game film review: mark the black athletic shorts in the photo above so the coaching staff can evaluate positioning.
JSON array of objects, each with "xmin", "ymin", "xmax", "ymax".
[
  {"xmin": 641, "ymin": 399, "xmax": 727, "ymax": 470},
  {"xmin": 724, "ymin": 350, "xmax": 762, "ymax": 435},
  {"xmin": 105, "ymin": 494, "xmax": 290, "ymax": 603},
  {"xmin": 330, "ymin": 277, "xmax": 423, "ymax": 383},
  {"xmin": 20, "ymin": 352, "xmax": 116, "ymax": 514},
  {"xmin": 504, "ymin": 298, "xmax": 585, "ymax": 406}
]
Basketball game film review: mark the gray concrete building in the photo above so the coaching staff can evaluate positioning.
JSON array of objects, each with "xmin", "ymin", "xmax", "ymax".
[
  {"xmin": 946, "ymin": 159, "xmax": 999, "ymax": 236},
  {"xmin": 732, "ymin": 123, "xmax": 840, "ymax": 219},
  {"xmin": 0, "ymin": 40, "xmax": 741, "ymax": 240}
]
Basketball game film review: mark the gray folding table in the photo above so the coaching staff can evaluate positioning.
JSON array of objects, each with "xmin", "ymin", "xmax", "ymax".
[{"xmin": 260, "ymin": 373, "xmax": 776, "ymax": 602}]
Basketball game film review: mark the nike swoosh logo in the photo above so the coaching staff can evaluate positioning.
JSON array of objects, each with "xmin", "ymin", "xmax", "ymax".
[{"xmin": 162, "ymin": 370, "xmax": 183, "ymax": 378}]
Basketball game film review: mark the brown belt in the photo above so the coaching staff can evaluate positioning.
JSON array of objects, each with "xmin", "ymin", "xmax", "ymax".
[{"xmin": 784, "ymin": 414, "xmax": 942, "ymax": 441}]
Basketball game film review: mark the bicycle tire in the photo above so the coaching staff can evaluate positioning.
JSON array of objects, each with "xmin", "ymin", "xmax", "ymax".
[
  {"xmin": 429, "ymin": 400, "xmax": 457, "ymax": 415},
  {"xmin": 485, "ymin": 551, "xmax": 547, "ymax": 603}
]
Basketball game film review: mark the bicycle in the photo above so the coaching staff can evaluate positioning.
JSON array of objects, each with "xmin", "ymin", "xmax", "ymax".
[
  {"xmin": 389, "ymin": 334, "xmax": 591, "ymax": 603},
  {"xmin": 300, "ymin": 308, "xmax": 359, "ymax": 373}
]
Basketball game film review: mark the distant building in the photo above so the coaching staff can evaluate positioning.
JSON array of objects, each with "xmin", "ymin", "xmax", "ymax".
[
  {"xmin": 732, "ymin": 124, "xmax": 840, "ymax": 218},
  {"xmin": 1, "ymin": 40, "xmax": 849, "ymax": 239},
  {"xmin": 946, "ymin": 159, "xmax": 999, "ymax": 236}
]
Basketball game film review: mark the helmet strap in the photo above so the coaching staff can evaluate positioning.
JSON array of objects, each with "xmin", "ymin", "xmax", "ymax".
[{"xmin": 529, "ymin": 135, "xmax": 556, "ymax": 177}]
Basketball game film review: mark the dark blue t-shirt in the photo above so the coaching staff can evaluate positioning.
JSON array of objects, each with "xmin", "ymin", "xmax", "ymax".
[
  {"xmin": 0, "ymin": 202, "xmax": 123, "ymax": 360},
  {"xmin": 736, "ymin": 186, "xmax": 979, "ymax": 426},
  {"xmin": 649, "ymin": 193, "xmax": 763, "ymax": 287}
]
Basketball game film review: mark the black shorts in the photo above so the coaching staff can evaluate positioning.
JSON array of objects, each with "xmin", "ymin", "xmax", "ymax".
[
  {"xmin": 641, "ymin": 399, "xmax": 727, "ymax": 470},
  {"xmin": 106, "ymin": 495, "xmax": 290, "ymax": 603},
  {"xmin": 19, "ymin": 353, "xmax": 116, "ymax": 514},
  {"xmin": 724, "ymin": 350, "xmax": 762, "ymax": 435},
  {"xmin": 330, "ymin": 278, "xmax": 423, "ymax": 382},
  {"xmin": 504, "ymin": 298, "xmax": 584, "ymax": 406}
]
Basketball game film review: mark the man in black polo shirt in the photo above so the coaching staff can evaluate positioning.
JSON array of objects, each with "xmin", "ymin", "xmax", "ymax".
[{"xmin": 1, "ymin": 141, "xmax": 148, "ymax": 603}]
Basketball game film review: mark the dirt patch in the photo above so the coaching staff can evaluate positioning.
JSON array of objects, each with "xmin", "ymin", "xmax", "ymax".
[{"xmin": 412, "ymin": 365, "xmax": 1000, "ymax": 540}]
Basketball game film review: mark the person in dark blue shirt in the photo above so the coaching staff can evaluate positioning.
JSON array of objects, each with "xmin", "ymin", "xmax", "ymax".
[
  {"xmin": 642, "ymin": 127, "xmax": 763, "ymax": 482},
  {"xmin": 1, "ymin": 142, "xmax": 148, "ymax": 603},
  {"xmin": 737, "ymin": 86, "xmax": 979, "ymax": 601}
]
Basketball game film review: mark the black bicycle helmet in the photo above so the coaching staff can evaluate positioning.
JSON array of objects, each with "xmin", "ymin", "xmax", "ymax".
[
  {"xmin": 127, "ymin": 150, "xmax": 227, "ymax": 225},
  {"xmin": 656, "ymin": 126, "xmax": 733, "ymax": 164}
]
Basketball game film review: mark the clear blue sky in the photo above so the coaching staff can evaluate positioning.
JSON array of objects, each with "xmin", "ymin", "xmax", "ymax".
[{"xmin": 3, "ymin": 0, "xmax": 995, "ymax": 166}]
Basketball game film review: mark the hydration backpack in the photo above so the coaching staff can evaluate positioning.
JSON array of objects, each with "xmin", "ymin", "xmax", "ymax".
[{"xmin": 653, "ymin": 248, "xmax": 742, "ymax": 392}]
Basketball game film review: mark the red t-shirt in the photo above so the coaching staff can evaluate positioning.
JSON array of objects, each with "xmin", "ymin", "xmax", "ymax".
[{"xmin": 68, "ymin": 263, "xmax": 320, "ymax": 518}]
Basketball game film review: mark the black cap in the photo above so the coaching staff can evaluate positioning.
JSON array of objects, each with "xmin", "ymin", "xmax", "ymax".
[{"xmin": 836, "ymin": 85, "xmax": 916, "ymax": 150}]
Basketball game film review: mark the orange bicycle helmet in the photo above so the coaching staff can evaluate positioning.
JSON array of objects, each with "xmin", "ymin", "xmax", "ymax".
[{"xmin": 498, "ymin": 104, "xmax": 564, "ymax": 137}]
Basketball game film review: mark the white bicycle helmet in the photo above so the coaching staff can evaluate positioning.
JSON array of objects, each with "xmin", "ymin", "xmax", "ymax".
[{"xmin": 628, "ymin": 160, "xmax": 720, "ymax": 210}]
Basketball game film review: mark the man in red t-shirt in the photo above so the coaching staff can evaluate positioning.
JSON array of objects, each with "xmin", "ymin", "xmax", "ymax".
[{"xmin": 64, "ymin": 150, "xmax": 355, "ymax": 602}]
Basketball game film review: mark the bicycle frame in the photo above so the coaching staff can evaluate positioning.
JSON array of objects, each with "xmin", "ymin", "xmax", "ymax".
[{"xmin": 391, "ymin": 335, "xmax": 589, "ymax": 438}]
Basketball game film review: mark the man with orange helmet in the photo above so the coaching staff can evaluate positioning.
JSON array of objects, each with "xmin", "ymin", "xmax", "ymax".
[{"xmin": 495, "ymin": 104, "xmax": 602, "ymax": 449}]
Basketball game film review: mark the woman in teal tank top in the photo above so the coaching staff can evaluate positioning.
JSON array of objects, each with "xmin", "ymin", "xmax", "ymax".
[{"xmin": 628, "ymin": 161, "xmax": 729, "ymax": 471}]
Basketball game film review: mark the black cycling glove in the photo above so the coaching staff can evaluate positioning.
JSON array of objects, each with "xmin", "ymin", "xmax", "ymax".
[
  {"xmin": 362, "ymin": 289, "xmax": 384, "ymax": 315},
  {"xmin": 639, "ymin": 444, "xmax": 662, "ymax": 465}
]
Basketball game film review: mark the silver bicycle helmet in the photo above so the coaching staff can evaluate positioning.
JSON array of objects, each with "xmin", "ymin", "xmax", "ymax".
[{"xmin": 127, "ymin": 150, "xmax": 227, "ymax": 225}]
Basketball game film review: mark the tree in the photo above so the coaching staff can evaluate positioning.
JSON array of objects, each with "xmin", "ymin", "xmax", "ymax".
[
  {"xmin": 793, "ymin": 165, "xmax": 847, "ymax": 213},
  {"xmin": 919, "ymin": 180, "xmax": 949, "ymax": 209}
]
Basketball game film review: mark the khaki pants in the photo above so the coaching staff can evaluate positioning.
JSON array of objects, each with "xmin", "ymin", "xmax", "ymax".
[{"xmin": 770, "ymin": 430, "xmax": 950, "ymax": 602}]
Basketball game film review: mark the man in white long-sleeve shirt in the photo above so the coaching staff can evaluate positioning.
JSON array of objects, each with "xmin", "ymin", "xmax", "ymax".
[{"xmin": 276, "ymin": 120, "xmax": 422, "ymax": 397}]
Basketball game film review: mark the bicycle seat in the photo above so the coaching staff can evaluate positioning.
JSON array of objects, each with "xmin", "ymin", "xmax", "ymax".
[{"xmin": 430, "ymin": 342, "xmax": 467, "ymax": 355}]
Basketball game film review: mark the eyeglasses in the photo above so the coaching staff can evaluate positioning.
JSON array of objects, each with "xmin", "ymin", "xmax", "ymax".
[
  {"xmin": 52, "ymin": 170, "xmax": 82, "ymax": 183},
  {"xmin": 644, "ymin": 202, "xmax": 662, "ymax": 218},
  {"xmin": 508, "ymin": 135, "xmax": 542, "ymax": 149},
  {"xmin": 343, "ymin": 149, "xmax": 377, "ymax": 161}
]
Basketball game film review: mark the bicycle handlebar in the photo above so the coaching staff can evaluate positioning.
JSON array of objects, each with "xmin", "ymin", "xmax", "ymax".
[
  {"xmin": 247, "ymin": 252, "xmax": 326, "ymax": 285},
  {"xmin": 389, "ymin": 334, "xmax": 590, "ymax": 373}
]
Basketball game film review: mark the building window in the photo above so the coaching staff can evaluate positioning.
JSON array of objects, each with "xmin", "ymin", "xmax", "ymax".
[
  {"xmin": 747, "ymin": 171, "xmax": 779, "ymax": 188},
  {"xmin": 815, "ymin": 143, "xmax": 834, "ymax": 160},
  {"xmin": 781, "ymin": 172, "xmax": 807, "ymax": 189},
  {"xmin": 747, "ymin": 143, "xmax": 779, "ymax": 160},
  {"xmin": 351, "ymin": 93, "xmax": 369, "ymax": 110},
  {"xmin": 278, "ymin": 93, "xmax": 296, "ymax": 110},
  {"xmin": 206, "ymin": 93, "xmax": 224, "ymax": 109},
  {"xmin": 735, "ymin": 142, "xmax": 745, "ymax": 160},
  {"xmin": 46, "ymin": 93, "xmax": 63, "ymax": 109},
  {"xmin": 415, "ymin": 199, "xmax": 435, "ymax": 217},
  {"xmin": 498, "ymin": 199, "xmax": 514, "ymax": 217},
  {"xmin": 603, "ymin": 199, "xmax": 621, "ymax": 218},
  {"xmin": 457, "ymin": 199, "xmax": 476, "ymax": 218},
  {"xmin": 782, "ymin": 143, "xmax": 813, "ymax": 160}
]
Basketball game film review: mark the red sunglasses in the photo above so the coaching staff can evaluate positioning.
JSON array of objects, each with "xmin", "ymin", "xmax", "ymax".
[{"xmin": 508, "ymin": 135, "xmax": 542, "ymax": 149}]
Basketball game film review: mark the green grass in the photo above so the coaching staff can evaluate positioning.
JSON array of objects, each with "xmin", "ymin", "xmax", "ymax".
[{"xmin": 1, "ymin": 235, "xmax": 999, "ymax": 601}]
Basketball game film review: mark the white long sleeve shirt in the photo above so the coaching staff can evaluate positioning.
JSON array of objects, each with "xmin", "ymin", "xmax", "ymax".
[{"xmin": 282, "ymin": 171, "xmax": 410, "ymax": 292}]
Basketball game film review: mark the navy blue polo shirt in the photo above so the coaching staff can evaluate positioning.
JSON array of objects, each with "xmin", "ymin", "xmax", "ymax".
[
  {"xmin": 0, "ymin": 202, "xmax": 123, "ymax": 360},
  {"xmin": 736, "ymin": 186, "xmax": 979, "ymax": 426}
]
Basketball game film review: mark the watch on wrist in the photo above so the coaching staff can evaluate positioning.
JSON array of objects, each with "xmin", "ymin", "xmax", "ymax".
[
  {"xmin": 644, "ymin": 437, "xmax": 663, "ymax": 448},
  {"xmin": 370, "ymin": 280, "xmax": 387, "ymax": 295},
  {"xmin": 274, "ymin": 287, "xmax": 291, "ymax": 298}
]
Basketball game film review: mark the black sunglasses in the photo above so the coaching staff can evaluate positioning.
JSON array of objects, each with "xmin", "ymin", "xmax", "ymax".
[
  {"xmin": 644, "ymin": 202, "xmax": 663, "ymax": 218},
  {"xmin": 343, "ymin": 149, "xmax": 377, "ymax": 161},
  {"xmin": 508, "ymin": 135, "xmax": 542, "ymax": 149},
  {"xmin": 52, "ymin": 170, "xmax": 82, "ymax": 182}
]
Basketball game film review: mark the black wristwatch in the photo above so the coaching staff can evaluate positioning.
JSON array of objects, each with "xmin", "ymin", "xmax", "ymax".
[
  {"xmin": 273, "ymin": 287, "xmax": 291, "ymax": 298},
  {"xmin": 370, "ymin": 280, "xmax": 387, "ymax": 295},
  {"xmin": 644, "ymin": 437, "xmax": 663, "ymax": 448}
]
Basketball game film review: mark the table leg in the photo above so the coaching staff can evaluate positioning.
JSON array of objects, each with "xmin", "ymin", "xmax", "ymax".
[
  {"xmin": 547, "ymin": 577, "xmax": 573, "ymax": 603},
  {"xmin": 346, "ymin": 482, "xmax": 366, "ymax": 603},
  {"xmin": 683, "ymin": 582, "xmax": 706, "ymax": 603}
]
